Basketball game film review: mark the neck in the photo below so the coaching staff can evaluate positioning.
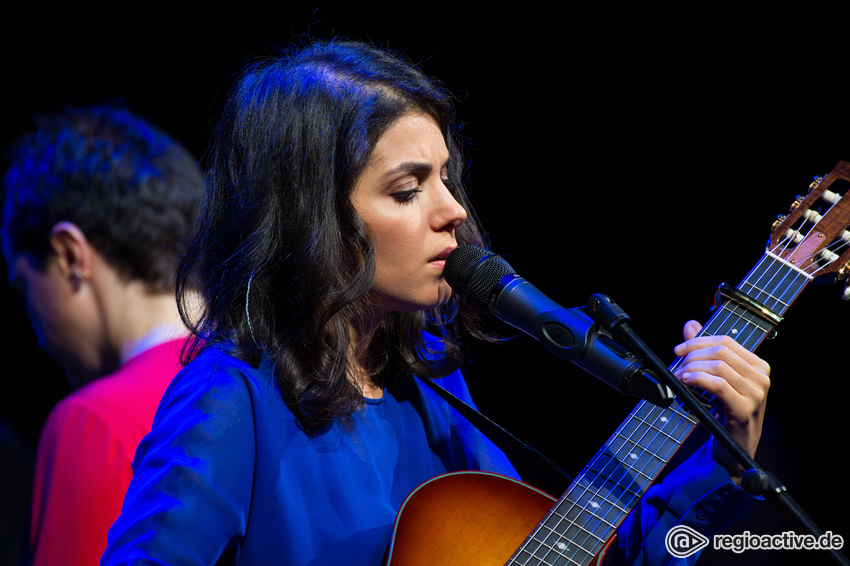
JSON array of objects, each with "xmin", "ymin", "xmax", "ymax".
[
  {"xmin": 120, "ymin": 321, "xmax": 188, "ymax": 364},
  {"xmin": 97, "ymin": 278, "xmax": 196, "ymax": 365}
]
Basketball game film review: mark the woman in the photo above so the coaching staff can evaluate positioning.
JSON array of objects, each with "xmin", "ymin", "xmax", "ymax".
[{"xmin": 102, "ymin": 40, "xmax": 769, "ymax": 565}]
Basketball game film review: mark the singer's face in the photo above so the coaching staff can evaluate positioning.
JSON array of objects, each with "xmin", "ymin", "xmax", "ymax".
[{"xmin": 351, "ymin": 112, "xmax": 467, "ymax": 317}]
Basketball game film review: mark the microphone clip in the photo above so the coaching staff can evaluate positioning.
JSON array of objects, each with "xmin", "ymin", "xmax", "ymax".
[
  {"xmin": 531, "ymin": 303, "xmax": 673, "ymax": 408},
  {"xmin": 585, "ymin": 294, "xmax": 674, "ymax": 408}
]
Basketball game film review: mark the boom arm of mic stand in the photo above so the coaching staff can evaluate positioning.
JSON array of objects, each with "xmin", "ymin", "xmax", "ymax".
[{"xmin": 587, "ymin": 293, "xmax": 850, "ymax": 566}]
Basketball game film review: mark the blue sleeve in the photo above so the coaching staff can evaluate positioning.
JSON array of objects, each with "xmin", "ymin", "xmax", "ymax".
[
  {"xmin": 101, "ymin": 352, "xmax": 257, "ymax": 565},
  {"xmin": 613, "ymin": 442, "xmax": 760, "ymax": 565}
]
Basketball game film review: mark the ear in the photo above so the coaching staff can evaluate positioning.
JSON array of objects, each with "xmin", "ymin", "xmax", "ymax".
[{"xmin": 48, "ymin": 221, "xmax": 95, "ymax": 286}]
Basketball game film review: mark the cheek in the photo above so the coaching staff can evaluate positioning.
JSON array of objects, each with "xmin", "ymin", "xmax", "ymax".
[{"xmin": 371, "ymin": 216, "xmax": 424, "ymax": 264}]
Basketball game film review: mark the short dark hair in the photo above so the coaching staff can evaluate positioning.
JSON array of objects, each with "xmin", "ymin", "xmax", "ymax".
[
  {"xmin": 177, "ymin": 40, "xmax": 492, "ymax": 433},
  {"xmin": 2, "ymin": 104, "xmax": 203, "ymax": 293}
]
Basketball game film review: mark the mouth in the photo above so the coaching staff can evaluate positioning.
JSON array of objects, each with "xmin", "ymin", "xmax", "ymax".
[{"xmin": 429, "ymin": 246, "xmax": 456, "ymax": 267}]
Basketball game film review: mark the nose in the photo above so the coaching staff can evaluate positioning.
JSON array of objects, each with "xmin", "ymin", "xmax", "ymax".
[{"xmin": 432, "ymin": 182, "xmax": 467, "ymax": 232}]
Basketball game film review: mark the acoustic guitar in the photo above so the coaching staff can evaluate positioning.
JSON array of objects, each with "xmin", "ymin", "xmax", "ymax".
[{"xmin": 386, "ymin": 161, "xmax": 850, "ymax": 565}]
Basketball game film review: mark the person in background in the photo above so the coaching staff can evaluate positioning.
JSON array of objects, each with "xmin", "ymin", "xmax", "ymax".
[{"xmin": 1, "ymin": 104, "xmax": 204, "ymax": 566}]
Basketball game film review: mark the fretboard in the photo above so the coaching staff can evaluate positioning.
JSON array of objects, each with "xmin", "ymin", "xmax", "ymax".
[{"xmin": 507, "ymin": 252, "xmax": 811, "ymax": 566}]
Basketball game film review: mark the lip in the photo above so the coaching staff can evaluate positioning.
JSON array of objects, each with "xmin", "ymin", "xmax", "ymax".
[{"xmin": 429, "ymin": 246, "xmax": 456, "ymax": 263}]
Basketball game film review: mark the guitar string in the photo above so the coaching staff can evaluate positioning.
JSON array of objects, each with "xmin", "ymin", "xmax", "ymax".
[
  {"xmin": 510, "ymin": 185, "xmax": 849, "ymax": 564},
  {"xmin": 805, "ymin": 233, "xmax": 850, "ymax": 275},
  {"xmin": 519, "ymin": 305, "xmax": 760, "ymax": 564},
  {"xmin": 522, "ymin": 287, "xmax": 782, "ymax": 563},
  {"xmin": 768, "ymin": 179, "xmax": 850, "ymax": 297},
  {"xmin": 740, "ymin": 255, "xmax": 802, "ymax": 312},
  {"xmin": 770, "ymin": 190, "xmax": 850, "ymax": 280},
  {"xmin": 513, "ymin": 254, "xmax": 811, "ymax": 565},
  {"xmin": 759, "ymin": 236, "xmax": 842, "ymax": 301},
  {"xmin": 747, "ymin": 242, "xmax": 816, "ymax": 309},
  {"xmin": 520, "ymin": 305, "xmax": 758, "ymax": 565},
  {"xmin": 525, "ymin": 387, "xmax": 706, "ymax": 563},
  {"xmin": 520, "ymin": 303, "xmax": 763, "ymax": 560},
  {"xmin": 773, "ymin": 196, "xmax": 830, "ymax": 259},
  {"xmin": 744, "ymin": 251, "xmax": 821, "ymax": 317},
  {"xmin": 549, "ymin": 182, "xmax": 849, "ymax": 562}
]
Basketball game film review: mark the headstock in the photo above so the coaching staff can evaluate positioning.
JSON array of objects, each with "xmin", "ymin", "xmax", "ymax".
[{"xmin": 768, "ymin": 161, "xmax": 850, "ymax": 285}]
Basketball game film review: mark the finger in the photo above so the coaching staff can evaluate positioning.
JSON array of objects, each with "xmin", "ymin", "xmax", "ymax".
[
  {"xmin": 674, "ymin": 335, "xmax": 771, "ymax": 376},
  {"xmin": 682, "ymin": 320, "xmax": 703, "ymax": 341},
  {"xmin": 676, "ymin": 351, "xmax": 770, "ymax": 399},
  {"xmin": 676, "ymin": 361, "xmax": 767, "ymax": 403},
  {"xmin": 679, "ymin": 344, "xmax": 770, "ymax": 383}
]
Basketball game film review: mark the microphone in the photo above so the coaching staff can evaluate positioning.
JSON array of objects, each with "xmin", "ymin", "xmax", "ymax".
[{"xmin": 445, "ymin": 245, "xmax": 672, "ymax": 407}]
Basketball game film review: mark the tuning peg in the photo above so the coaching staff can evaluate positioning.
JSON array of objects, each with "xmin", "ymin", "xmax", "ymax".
[
  {"xmin": 839, "ymin": 263, "xmax": 850, "ymax": 301},
  {"xmin": 771, "ymin": 215, "xmax": 786, "ymax": 231},
  {"xmin": 808, "ymin": 175, "xmax": 823, "ymax": 193},
  {"xmin": 789, "ymin": 195, "xmax": 805, "ymax": 212}
]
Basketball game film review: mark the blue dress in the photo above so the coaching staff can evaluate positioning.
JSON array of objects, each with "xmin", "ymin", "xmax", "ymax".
[{"xmin": 102, "ymin": 347, "xmax": 757, "ymax": 565}]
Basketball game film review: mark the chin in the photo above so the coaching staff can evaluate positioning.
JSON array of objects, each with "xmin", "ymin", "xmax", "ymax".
[{"xmin": 372, "ymin": 285, "xmax": 453, "ymax": 315}]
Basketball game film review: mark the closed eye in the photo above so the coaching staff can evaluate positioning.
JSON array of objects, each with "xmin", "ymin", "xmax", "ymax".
[{"xmin": 392, "ymin": 188, "xmax": 422, "ymax": 204}]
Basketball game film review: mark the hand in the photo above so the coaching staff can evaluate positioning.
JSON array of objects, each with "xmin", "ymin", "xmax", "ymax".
[{"xmin": 673, "ymin": 320, "xmax": 771, "ymax": 484}]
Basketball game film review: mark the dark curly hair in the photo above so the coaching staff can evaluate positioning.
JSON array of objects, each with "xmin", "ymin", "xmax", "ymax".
[
  {"xmin": 176, "ymin": 40, "xmax": 492, "ymax": 433},
  {"xmin": 2, "ymin": 104, "xmax": 203, "ymax": 293}
]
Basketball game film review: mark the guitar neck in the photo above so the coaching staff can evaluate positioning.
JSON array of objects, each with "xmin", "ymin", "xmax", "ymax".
[
  {"xmin": 507, "ymin": 254, "xmax": 810, "ymax": 565},
  {"xmin": 506, "ymin": 161, "xmax": 850, "ymax": 565}
]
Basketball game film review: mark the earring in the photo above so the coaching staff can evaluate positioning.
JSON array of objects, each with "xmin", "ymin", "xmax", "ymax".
[{"xmin": 72, "ymin": 268, "xmax": 92, "ymax": 289}]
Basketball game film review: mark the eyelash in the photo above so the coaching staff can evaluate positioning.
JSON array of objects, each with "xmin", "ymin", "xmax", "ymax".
[
  {"xmin": 392, "ymin": 188, "xmax": 422, "ymax": 204},
  {"xmin": 390, "ymin": 174, "xmax": 456, "ymax": 204}
]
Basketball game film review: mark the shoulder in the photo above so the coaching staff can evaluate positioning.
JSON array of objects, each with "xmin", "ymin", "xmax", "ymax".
[
  {"xmin": 50, "ymin": 339, "xmax": 185, "ymax": 430},
  {"xmin": 39, "ymin": 339, "xmax": 190, "ymax": 463},
  {"xmin": 74, "ymin": 339, "xmax": 185, "ymax": 405},
  {"xmin": 164, "ymin": 345, "xmax": 266, "ymax": 398},
  {"xmin": 149, "ymin": 345, "xmax": 276, "ymax": 432}
]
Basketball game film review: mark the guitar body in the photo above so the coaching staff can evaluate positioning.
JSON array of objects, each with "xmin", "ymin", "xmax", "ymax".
[
  {"xmin": 386, "ymin": 472, "xmax": 615, "ymax": 565},
  {"xmin": 386, "ymin": 472, "xmax": 553, "ymax": 565}
]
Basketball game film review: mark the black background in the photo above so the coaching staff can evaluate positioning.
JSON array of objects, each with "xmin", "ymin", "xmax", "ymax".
[{"xmin": 2, "ymin": 5, "xmax": 848, "ymax": 565}]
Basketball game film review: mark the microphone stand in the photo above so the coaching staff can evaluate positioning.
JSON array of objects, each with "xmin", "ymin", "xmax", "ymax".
[{"xmin": 586, "ymin": 293, "xmax": 850, "ymax": 566}]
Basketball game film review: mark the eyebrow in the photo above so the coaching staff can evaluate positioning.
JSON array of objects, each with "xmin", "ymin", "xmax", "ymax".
[{"xmin": 380, "ymin": 159, "xmax": 450, "ymax": 180}]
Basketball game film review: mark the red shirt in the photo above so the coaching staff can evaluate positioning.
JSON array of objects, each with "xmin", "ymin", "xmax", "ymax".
[{"xmin": 29, "ymin": 339, "xmax": 185, "ymax": 566}]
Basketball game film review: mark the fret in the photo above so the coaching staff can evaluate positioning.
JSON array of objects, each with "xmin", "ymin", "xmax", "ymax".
[
  {"xmin": 524, "ymin": 527, "xmax": 596, "ymax": 566},
  {"xmin": 764, "ymin": 249, "xmax": 816, "ymax": 281},
  {"xmin": 741, "ymin": 254, "xmax": 810, "ymax": 314},
  {"xmin": 547, "ymin": 499, "xmax": 623, "ymax": 544},
  {"xmin": 713, "ymin": 303, "xmax": 774, "ymax": 338},
  {"xmin": 495, "ymin": 165, "xmax": 850, "ymax": 566},
  {"xmin": 607, "ymin": 433, "xmax": 669, "ymax": 471},
  {"xmin": 511, "ymin": 544, "xmax": 587, "ymax": 566},
  {"xmin": 545, "ymin": 505, "xmax": 621, "ymax": 537},
  {"xmin": 513, "ymin": 519, "xmax": 596, "ymax": 564},
  {"xmin": 512, "ymin": 253, "xmax": 801, "ymax": 565},
  {"xmin": 539, "ymin": 517, "xmax": 608, "ymax": 548},
  {"xmin": 588, "ymin": 450, "xmax": 655, "ymax": 486},
  {"xmin": 618, "ymin": 410, "xmax": 678, "ymax": 443},
  {"xmin": 558, "ymin": 487, "xmax": 630, "ymax": 521},
  {"xmin": 558, "ymin": 488, "xmax": 633, "ymax": 536}
]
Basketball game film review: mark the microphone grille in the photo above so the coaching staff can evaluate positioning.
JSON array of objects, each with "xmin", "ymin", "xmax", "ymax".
[{"xmin": 445, "ymin": 245, "xmax": 516, "ymax": 310}]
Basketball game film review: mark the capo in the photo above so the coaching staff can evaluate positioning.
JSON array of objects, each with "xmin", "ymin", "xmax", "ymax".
[{"xmin": 714, "ymin": 282, "xmax": 783, "ymax": 329}]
